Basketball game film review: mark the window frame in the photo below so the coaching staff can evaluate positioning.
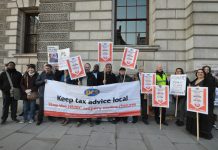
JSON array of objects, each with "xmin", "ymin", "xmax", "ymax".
[
  {"xmin": 114, "ymin": 0, "xmax": 149, "ymax": 45},
  {"xmin": 24, "ymin": 12, "xmax": 39, "ymax": 53}
]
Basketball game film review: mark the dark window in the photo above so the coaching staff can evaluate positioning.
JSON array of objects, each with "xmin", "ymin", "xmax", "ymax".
[
  {"xmin": 24, "ymin": 13, "xmax": 39, "ymax": 53},
  {"xmin": 115, "ymin": 0, "xmax": 149, "ymax": 45}
]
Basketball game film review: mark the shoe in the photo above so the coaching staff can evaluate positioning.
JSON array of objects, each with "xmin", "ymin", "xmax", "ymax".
[
  {"xmin": 12, "ymin": 118, "xmax": 20, "ymax": 123},
  {"xmin": 48, "ymin": 117, "xmax": 56, "ymax": 122},
  {"xmin": 76, "ymin": 122, "xmax": 81, "ymax": 127},
  {"xmin": 175, "ymin": 120, "xmax": 179, "ymax": 126},
  {"xmin": 111, "ymin": 120, "xmax": 117, "ymax": 124},
  {"xmin": 19, "ymin": 120, "xmax": 27, "ymax": 124},
  {"xmin": 95, "ymin": 120, "xmax": 101, "ymax": 125},
  {"xmin": 155, "ymin": 119, "xmax": 160, "ymax": 124},
  {"xmin": 62, "ymin": 120, "xmax": 69, "ymax": 126},
  {"xmin": 28, "ymin": 120, "xmax": 34, "ymax": 124},
  {"xmin": 1, "ymin": 120, "xmax": 6, "ymax": 125},
  {"xmin": 36, "ymin": 121, "xmax": 42, "ymax": 125},
  {"xmin": 89, "ymin": 122, "xmax": 94, "ymax": 127},
  {"xmin": 177, "ymin": 121, "xmax": 184, "ymax": 126},
  {"xmin": 142, "ymin": 120, "xmax": 149, "ymax": 125},
  {"xmin": 132, "ymin": 120, "xmax": 137, "ymax": 123},
  {"xmin": 162, "ymin": 121, "xmax": 168, "ymax": 126},
  {"xmin": 19, "ymin": 112, "xmax": 24, "ymax": 116},
  {"xmin": 123, "ymin": 120, "xmax": 128, "ymax": 124}
]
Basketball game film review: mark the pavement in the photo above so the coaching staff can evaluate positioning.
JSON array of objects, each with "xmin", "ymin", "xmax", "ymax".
[{"xmin": 0, "ymin": 100, "xmax": 218, "ymax": 150}]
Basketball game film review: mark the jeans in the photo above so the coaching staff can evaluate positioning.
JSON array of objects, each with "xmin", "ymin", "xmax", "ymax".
[{"xmin": 23, "ymin": 100, "xmax": 36, "ymax": 121}]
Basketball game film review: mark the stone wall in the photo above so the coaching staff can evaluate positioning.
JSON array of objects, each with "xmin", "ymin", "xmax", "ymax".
[{"xmin": 0, "ymin": 0, "xmax": 217, "ymax": 75}]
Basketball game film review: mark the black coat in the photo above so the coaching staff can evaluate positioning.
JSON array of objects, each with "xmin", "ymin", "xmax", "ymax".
[
  {"xmin": 97, "ymin": 71, "xmax": 117, "ymax": 85},
  {"xmin": 116, "ymin": 74, "xmax": 133, "ymax": 83},
  {"xmin": 79, "ymin": 72, "xmax": 98, "ymax": 86},
  {"xmin": 20, "ymin": 72, "xmax": 39, "ymax": 100},
  {"xmin": 0, "ymin": 69, "xmax": 22, "ymax": 95}
]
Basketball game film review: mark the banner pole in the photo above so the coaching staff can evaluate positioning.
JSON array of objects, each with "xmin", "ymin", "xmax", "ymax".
[
  {"xmin": 123, "ymin": 69, "xmax": 127, "ymax": 83},
  {"xmin": 160, "ymin": 107, "xmax": 162, "ymax": 130},
  {"xmin": 104, "ymin": 64, "xmax": 106, "ymax": 85},
  {"xmin": 175, "ymin": 95, "xmax": 178, "ymax": 117},
  {"xmin": 197, "ymin": 112, "xmax": 199, "ymax": 141},
  {"xmin": 145, "ymin": 94, "xmax": 149, "ymax": 115},
  {"xmin": 77, "ymin": 78, "xmax": 81, "ymax": 85}
]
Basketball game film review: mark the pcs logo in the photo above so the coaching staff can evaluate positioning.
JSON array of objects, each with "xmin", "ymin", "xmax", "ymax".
[{"xmin": 84, "ymin": 88, "xmax": 100, "ymax": 96}]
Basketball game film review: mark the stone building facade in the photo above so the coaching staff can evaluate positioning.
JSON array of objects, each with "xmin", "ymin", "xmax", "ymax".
[{"xmin": 0, "ymin": 0, "xmax": 218, "ymax": 75}]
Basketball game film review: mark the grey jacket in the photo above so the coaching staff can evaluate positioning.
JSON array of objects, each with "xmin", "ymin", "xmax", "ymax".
[{"xmin": 35, "ymin": 71, "xmax": 54, "ymax": 99}]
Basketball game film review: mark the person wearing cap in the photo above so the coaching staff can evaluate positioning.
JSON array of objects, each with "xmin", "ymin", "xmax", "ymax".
[
  {"xmin": 116, "ymin": 67, "xmax": 133, "ymax": 123},
  {"xmin": 35, "ymin": 64, "xmax": 55, "ymax": 125},
  {"xmin": 0, "ymin": 61, "xmax": 22, "ymax": 124},
  {"xmin": 20, "ymin": 64, "xmax": 39, "ymax": 124}
]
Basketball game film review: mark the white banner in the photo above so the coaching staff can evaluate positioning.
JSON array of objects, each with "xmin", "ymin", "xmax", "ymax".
[
  {"xmin": 170, "ymin": 75, "xmax": 187, "ymax": 96},
  {"xmin": 44, "ymin": 80, "xmax": 141, "ymax": 118},
  {"xmin": 57, "ymin": 48, "xmax": 70, "ymax": 70}
]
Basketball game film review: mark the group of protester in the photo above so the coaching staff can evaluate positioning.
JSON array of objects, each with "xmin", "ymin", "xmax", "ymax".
[{"xmin": 0, "ymin": 61, "xmax": 217, "ymax": 140}]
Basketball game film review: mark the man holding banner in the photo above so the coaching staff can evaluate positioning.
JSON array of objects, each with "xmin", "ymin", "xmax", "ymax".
[
  {"xmin": 154, "ymin": 64, "xmax": 168, "ymax": 126},
  {"xmin": 116, "ymin": 67, "xmax": 133, "ymax": 123},
  {"xmin": 76, "ymin": 63, "xmax": 98, "ymax": 127},
  {"xmin": 35, "ymin": 64, "xmax": 55, "ymax": 125},
  {"xmin": 96, "ymin": 63, "xmax": 117, "ymax": 124}
]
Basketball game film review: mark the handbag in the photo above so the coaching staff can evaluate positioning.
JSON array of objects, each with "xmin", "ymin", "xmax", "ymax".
[
  {"xmin": 26, "ymin": 75, "xmax": 38, "ymax": 100},
  {"xmin": 5, "ymin": 71, "xmax": 21, "ymax": 100}
]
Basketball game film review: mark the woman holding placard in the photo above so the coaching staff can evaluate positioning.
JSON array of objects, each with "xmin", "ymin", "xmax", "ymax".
[
  {"xmin": 172, "ymin": 68, "xmax": 190, "ymax": 126},
  {"xmin": 186, "ymin": 69, "xmax": 213, "ymax": 139}
]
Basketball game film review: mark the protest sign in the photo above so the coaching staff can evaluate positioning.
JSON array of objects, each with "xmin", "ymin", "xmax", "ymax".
[
  {"xmin": 66, "ymin": 56, "xmax": 86, "ymax": 80},
  {"xmin": 98, "ymin": 42, "xmax": 113, "ymax": 63},
  {"xmin": 58, "ymin": 48, "xmax": 70, "ymax": 70},
  {"xmin": 121, "ymin": 47, "xmax": 139, "ymax": 70},
  {"xmin": 141, "ymin": 73, "xmax": 156, "ymax": 94},
  {"xmin": 47, "ymin": 45, "xmax": 59, "ymax": 64}
]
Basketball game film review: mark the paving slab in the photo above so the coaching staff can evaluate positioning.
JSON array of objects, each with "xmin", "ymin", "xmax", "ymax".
[
  {"xmin": 36, "ymin": 124, "xmax": 69, "ymax": 140},
  {"xmin": 85, "ymin": 146, "xmax": 115, "ymax": 150},
  {"xmin": 19, "ymin": 139, "xmax": 56, "ymax": 150},
  {"xmin": 117, "ymin": 139, "xmax": 148, "ymax": 150},
  {"xmin": 142, "ymin": 134, "xmax": 176, "ymax": 150},
  {"xmin": 67, "ymin": 124, "xmax": 93, "ymax": 136},
  {"xmin": 53, "ymin": 135, "xmax": 89, "ymax": 150},
  {"xmin": 174, "ymin": 143, "xmax": 207, "ymax": 150},
  {"xmin": 0, "ymin": 133, "xmax": 34, "ymax": 150},
  {"xmin": 117, "ymin": 127, "xmax": 142, "ymax": 140},
  {"xmin": 92, "ymin": 122, "xmax": 116, "ymax": 133},
  {"xmin": 87, "ymin": 132, "xmax": 115, "ymax": 148},
  {"xmin": 18, "ymin": 122, "xmax": 50, "ymax": 135}
]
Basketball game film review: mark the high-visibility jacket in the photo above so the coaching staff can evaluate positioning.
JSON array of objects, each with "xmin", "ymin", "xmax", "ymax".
[{"xmin": 156, "ymin": 73, "xmax": 167, "ymax": 85}]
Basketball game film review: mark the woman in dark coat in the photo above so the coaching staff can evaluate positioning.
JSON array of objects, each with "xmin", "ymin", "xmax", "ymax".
[
  {"xmin": 186, "ymin": 69, "xmax": 214, "ymax": 139},
  {"xmin": 20, "ymin": 64, "xmax": 39, "ymax": 123}
]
